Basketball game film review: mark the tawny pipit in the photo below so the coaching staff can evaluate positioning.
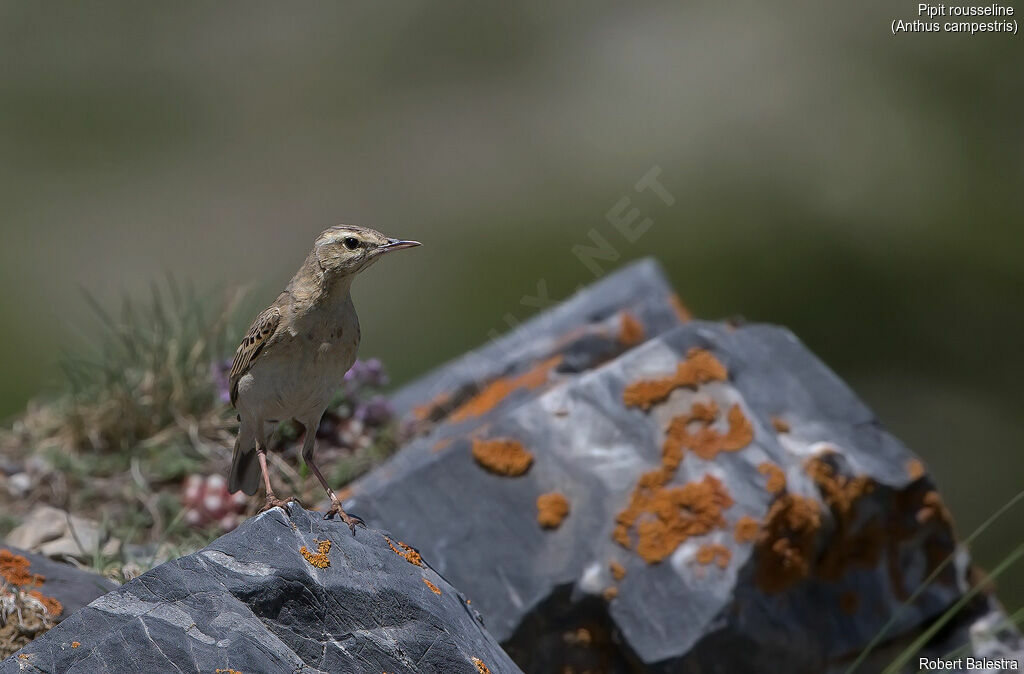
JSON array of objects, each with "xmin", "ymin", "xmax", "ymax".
[{"xmin": 227, "ymin": 225, "xmax": 420, "ymax": 532}]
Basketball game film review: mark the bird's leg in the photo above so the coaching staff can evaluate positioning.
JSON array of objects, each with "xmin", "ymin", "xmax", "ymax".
[
  {"xmin": 301, "ymin": 425, "xmax": 364, "ymax": 534},
  {"xmin": 256, "ymin": 443, "xmax": 301, "ymax": 514}
]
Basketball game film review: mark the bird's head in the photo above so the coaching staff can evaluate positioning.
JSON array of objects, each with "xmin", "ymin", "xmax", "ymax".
[{"xmin": 313, "ymin": 225, "xmax": 421, "ymax": 275}]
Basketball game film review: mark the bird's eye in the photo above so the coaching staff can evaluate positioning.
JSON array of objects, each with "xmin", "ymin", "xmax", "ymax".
[{"xmin": 343, "ymin": 237, "xmax": 360, "ymax": 250}]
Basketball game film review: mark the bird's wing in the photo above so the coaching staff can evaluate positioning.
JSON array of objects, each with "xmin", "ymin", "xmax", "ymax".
[{"xmin": 229, "ymin": 305, "xmax": 282, "ymax": 406}]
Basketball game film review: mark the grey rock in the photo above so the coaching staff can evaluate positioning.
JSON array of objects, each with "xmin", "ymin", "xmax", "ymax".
[
  {"xmin": 6, "ymin": 505, "xmax": 103, "ymax": 563},
  {"xmin": 347, "ymin": 259, "xmax": 1020, "ymax": 672},
  {"xmin": 2, "ymin": 505, "xmax": 520, "ymax": 674},
  {"xmin": 0, "ymin": 544, "xmax": 116, "ymax": 620}
]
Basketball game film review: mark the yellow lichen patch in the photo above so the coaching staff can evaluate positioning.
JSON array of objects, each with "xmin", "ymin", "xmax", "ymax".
[
  {"xmin": 471, "ymin": 656, "xmax": 491, "ymax": 674},
  {"xmin": 299, "ymin": 540, "xmax": 331, "ymax": 568},
  {"xmin": 622, "ymin": 348, "xmax": 728, "ymax": 410},
  {"xmin": 696, "ymin": 543, "xmax": 731, "ymax": 569},
  {"xmin": 668, "ymin": 293, "xmax": 693, "ymax": 323},
  {"xmin": 537, "ymin": 492, "xmax": 570, "ymax": 529},
  {"xmin": 771, "ymin": 416, "xmax": 790, "ymax": 433},
  {"xmin": 422, "ymin": 578, "xmax": 441, "ymax": 595},
  {"xmin": 614, "ymin": 474, "xmax": 734, "ymax": 564},
  {"xmin": 385, "ymin": 537, "xmax": 423, "ymax": 567},
  {"xmin": 757, "ymin": 462, "xmax": 786, "ymax": 494},
  {"xmin": 451, "ymin": 356, "xmax": 562, "ymax": 422},
  {"xmin": 0, "ymin": 549, "xmax": 45, "ymax": 587},
  {"xmin": 471, "ymin": 438, "xmax": 534, "ymax": 476},
  {"xmin": 602, "ymin": 586, "xmax": 619, "ymax": 601},
  {"xmin": 734, "ymin": 516, "xmax": 760, "ymax": 543},
  {"xmin": 618, "ymin": 312, "xmax": 646, "ymax": 347},
  {"xmin": 70, "ymin": 642, "xmax": 81, "ymax": 649},
  {"xmin": 609, "ymin": 561, "xmax": 626, "ymax": 581},
  {"xmin": 906, "ymin": 458, "xmax": 926, "ymax": 480},
  {"xmin": 754, "ymin": 493, "xmax": 822, "ymax": 593},
  {"xmin": 215, "ymin": 669, "xmax": 242, "ymax": 674}
]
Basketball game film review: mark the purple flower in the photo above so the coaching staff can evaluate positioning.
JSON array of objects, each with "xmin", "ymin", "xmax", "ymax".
[
  {"xmin": 344, "ymin": 358, "xmax": 389, "ymax": 389},
  {"xmin": 355, "ymin": 395, "xmax": 393, "ymax": 426}
]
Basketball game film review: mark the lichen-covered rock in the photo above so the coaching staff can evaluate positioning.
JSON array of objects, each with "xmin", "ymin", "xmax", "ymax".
[
  {"xmin": 0, "ymin": 544, "xmax": 116, "ymax": 621},
  {"xmin": 1, "ymin": 506, "xmax": 521, "ymax": 674},
  {"xmin": 346, "ymin": 260, "xmax": 1021, "ymax": 672}
]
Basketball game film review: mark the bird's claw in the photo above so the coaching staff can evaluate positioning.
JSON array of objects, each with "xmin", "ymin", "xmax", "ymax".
[
  {"xmin": 324, "ymin": 501, "xmax": 364, "ymax": 535},
  {"xmin": 259, "ymin": 495, "xmax": 301, "ymax": 514}
]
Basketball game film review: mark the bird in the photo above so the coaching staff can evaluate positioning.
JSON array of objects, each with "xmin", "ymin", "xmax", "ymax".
[{"xmin": 227, "ymin": 225, "xmax": 420, "ymax": 533}]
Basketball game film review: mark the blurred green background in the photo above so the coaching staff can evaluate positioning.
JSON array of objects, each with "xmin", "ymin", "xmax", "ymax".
[{"xmin": 0, "ymin": 2, "xmax": 1020, "ymax": 606}]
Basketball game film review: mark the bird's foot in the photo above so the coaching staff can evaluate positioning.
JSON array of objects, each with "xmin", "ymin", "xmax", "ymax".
[
  {"xmin": 324, "ymin": 501, "xmax": 364, "ymax": 535},
  {"xmin": 259, "ymin": 495, "xmax": 302, "ymax": 514}
]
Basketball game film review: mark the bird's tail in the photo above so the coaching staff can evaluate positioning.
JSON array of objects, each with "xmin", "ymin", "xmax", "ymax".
[{"xmin": 228, "ymin": 424, "xmax": 261, "ymax": 496}]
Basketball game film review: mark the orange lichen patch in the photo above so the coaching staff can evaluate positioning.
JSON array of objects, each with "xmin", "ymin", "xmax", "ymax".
[
  {"xmin": 805, "ymin": 453, "xmax": 886, "ymax": 583},
  {"xmin": 757, "ymin": 462, "xmax": 786, "ymax": 494},
  {"xmin": 385, "ymin": 537, "xmax": 423, "ymax": 566},
  {"xmin": 0, "ymin": 549, "xmax": 45, "ymax": 587},
  {"xmin": 537, "ymin": 492, "xmax": 570, "ymax": 529},
  {"xmin": 299, "ymin": 539, "xmax": 331, "ymax": 568},
  {"xmin": 602, "ymin": 586, "xmax": 619, "ymax": 601},
  {"xmin": 70, "ymin": 642, "xmax": 81, "ymax": 649},
  {"xmin": 618, "ymin": 312, "xmax": 646, "ymax": 347},
  {"xmin": 906, "ymin": 458, "xmax": 926, "ymax": 481},
  {"xmin": 771, "ymin": 416, "xmax": 790, "ymax": 433},
  {"xmin": 411, "ymin": 391, "xmax": 452, "ymax": 422},
  {"xmin": 614, "ymin": 474, "xmax": 734, "ymax": 564},
  {"xmin": 422, "ymin": 578, "xmax": 441, "ymax": 595},
  {"xmin": 27, "ymin": 590, "xmax": 63, "ymax": 617},
  {"xmin": 451, "ymin": 356, "xmax": 562, "ymax": 422},
  {"xmin": 609, "ymin": 561, "xmax": 626, "ymax": 581},
  {"xmin": 471, "ymin": 656, "xmax": 491, "ymax": 674},
  {"xmin": 754, "ymin": 493, "xmax": 822, "ymax": 593},
  {"xmin": 668, "ymin": 293, "xmax": 693, "ymax": 323},
  {"xmin": 805, "ymin": 454, "xmax": 874, "ymax": 519},
  {"xmin": 734, "ymin": 516, "xmax": 760, "ymax": 543},
  {"xmin": 667, "ymin": 399, "xmax": 757, "ymax": 462},
  {"xmin": 471, "ymin": 438, "xmax": 534, "ymax": 476},
  {"xmin": 622, "ymin": 348, "xmax": 728, "ymax": 410},
  {"xmin": 696, "ymin": 543, "xmax": 732, "ymax": 569},
  {"xmin": 431, "ymin": 438, "xmax": 453, "ymax": 453},
  {"xmin": 916, "ymin": 491, "xmax": 953, "ymax": 527},
  {"xmin": 215, "ymin": 670, "xmax": 242, "ymax": 674},
  {"xmin": 695, "ymin": 544, "xmax": 715, "ymax": 565},
  {"xmin": 839, "ymin": 590, "xmax": 860, "ymax": 615},
  {"xmin": 563, "ymin": 627, "xmax": 593, "ymax": 645}
]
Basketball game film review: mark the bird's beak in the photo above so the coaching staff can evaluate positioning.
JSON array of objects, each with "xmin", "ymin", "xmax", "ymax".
[{"xmin": 380, "ymin": 238, "xmax": 422, "ymax": 253}]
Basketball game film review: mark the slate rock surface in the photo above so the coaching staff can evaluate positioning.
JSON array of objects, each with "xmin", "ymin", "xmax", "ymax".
[
  {"xmin": 0, "ymin": 544, "xmax": 116, "ymax": 621},
  {"xmin": 1, "ymin": 506, "xmax": 521, "ymax": 674},
  {"xmin": 347, "ymin": 259, "xmax": 1020, "ymax": 672}
]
